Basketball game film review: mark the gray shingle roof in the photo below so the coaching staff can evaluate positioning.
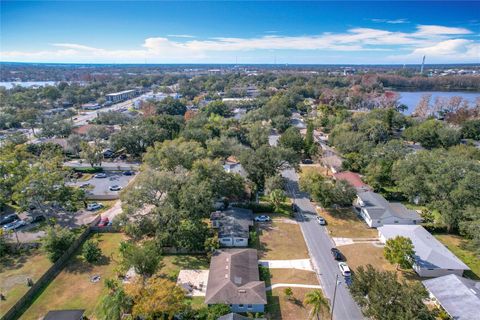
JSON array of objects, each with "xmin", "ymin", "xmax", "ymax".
[
  {"xmin": 44, "ymin": 310, "xmax": 85, "ymax": 320},
  {"xmin": 211, "ymin": 207, "xmax": 253, "ymax": 239},
  {"xmin": 217, "ymin": 313, "xmax": 251, "ymax": 320},
  {"xmin": 358, "ymin": 191, "xmax": 421, "ymax": 221},
  {"xmin": 378, "ymin": 225, "xmax": 470, "ymax": 270},
  {"xmin": 205, "ymin": 249, "xmax": 267, "ymax": 305},
  {"xmin": 423, "ymin": 274, "xmax": 480, "ymax": 320}
]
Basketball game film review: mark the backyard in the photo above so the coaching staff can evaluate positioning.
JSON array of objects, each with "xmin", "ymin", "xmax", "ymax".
[
  {"xmin": 19, "ymin": 232, "xmax": 125, "ymax": 320},
  {"xmin": 0, "ymin": 248, "xmax": 52, "ymax": 318},
  {"xmin": 434, "ymin": 233, "xmax": 480, "ymax": 280}
]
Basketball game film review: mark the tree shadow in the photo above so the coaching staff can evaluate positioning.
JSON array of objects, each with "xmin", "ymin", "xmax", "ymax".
[
  {"xmin": 0, "ymin": 249, "xmax": 38, "ymax": 271},
  {"xmin": 171, "ymin": 255, "xmax": 208, "ymax": 270},
  {"xmin": 63, "ymin": 256, "xmax": 93, "ymax": 274},
  {"xmin": 256, "ymin": 224, "xmax": 272, "ymax": 259}
]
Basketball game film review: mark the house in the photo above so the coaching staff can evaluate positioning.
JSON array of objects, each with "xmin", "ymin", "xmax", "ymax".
[
  {"xmin": 355, "ymin": 191, "xmax": 422, "ymax": 228},
  {"xmin": 321, "ymin": 154, "xmax": 343, "ymax": 174},
  {"xmin": 378, "ymin": 225, "xmax": 470, "ymax": 277},
  {"xmin": 223, "ymin": 156, "xmax": 248, "ymax": 178},
  {"xmin": 44, "ymin": 309, "xmax": 85, "ymax": 320},
  {"xmin": 205, "ymin": 249, "xmax": 267, "ymax": 313},
  {"xmin": 211, "ymin": 207, "xmax": 253, "ymax": 247},
  {"xmin": 333, "ymin": 171, "xmax": 371, "ymax": 191},
  {"xmin": 423, "ymin": 274, "xmax": 480, "ymax": 320}
]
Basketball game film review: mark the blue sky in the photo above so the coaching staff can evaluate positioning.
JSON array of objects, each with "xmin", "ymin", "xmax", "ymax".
[{"xmin": 1, "ymin": 1, "xmax": 479, "ymax": 64}]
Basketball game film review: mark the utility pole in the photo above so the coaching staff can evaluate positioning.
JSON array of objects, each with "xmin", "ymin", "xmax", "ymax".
[{"xmin": 330, "ymin": 274, "xmax": 339, "ymax": 320}]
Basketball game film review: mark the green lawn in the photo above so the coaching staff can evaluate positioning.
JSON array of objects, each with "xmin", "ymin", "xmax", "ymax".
[
  {"xmin": 0, "ymin": 249, "xmax": 52, "ymax": 317},
  {"xmin": 19, "ymin": 233, "xmax": 125, "ymax": 320},
  {"xmin": 433, "ymin": 233, "xmax": 480, "ymax": 280},
  {"xmin": 157, "ymin": 255, "xmax": 210, "ymax": 281}
]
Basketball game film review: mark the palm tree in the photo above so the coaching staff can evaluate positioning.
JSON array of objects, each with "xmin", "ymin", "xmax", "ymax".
[{"xmin": 303, "ymin": 289, "xmax": 330, "ymax": 320}]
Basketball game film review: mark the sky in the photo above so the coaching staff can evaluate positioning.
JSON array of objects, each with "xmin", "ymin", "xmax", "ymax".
[{"xmin": 1, "ymin": 1, "xmax": 479, "ymax": 64}]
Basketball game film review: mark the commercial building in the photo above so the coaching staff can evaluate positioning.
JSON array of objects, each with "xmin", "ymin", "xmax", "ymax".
[{"xmin": 105, "ymin": 89, "xmax": 137, "ymax": 103}]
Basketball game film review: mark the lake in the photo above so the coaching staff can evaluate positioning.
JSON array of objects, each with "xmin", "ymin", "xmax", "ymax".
[
  {"xmin": 0, "ymin": 81, "xmax": 57, "ymax": 89},
  {"xmin": 398, "ymin": 91, "xmax": 479, "ymax": 115}
]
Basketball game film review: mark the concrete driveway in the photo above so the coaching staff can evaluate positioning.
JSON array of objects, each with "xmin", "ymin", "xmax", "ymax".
[{"xmin": 259, "ymin": 259, "xmax": 313, "ymax": 271}]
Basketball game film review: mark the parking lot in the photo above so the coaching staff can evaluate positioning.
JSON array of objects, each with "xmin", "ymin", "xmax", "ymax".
[{"xmin": 71, "ymin": 171, "xmax": 135, "ymax": 199}]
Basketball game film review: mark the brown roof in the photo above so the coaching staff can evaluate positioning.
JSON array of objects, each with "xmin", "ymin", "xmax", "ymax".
[
  {"xmin": 205, "ymin": 249, "xmax": 267, "ymax": 305},
  {"xmin": 333, "ymin": 171, "xmax": 370, "ymax": 189}
]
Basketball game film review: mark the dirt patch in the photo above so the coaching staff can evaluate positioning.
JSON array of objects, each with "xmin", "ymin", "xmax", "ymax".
[{"xmin": 317, "ymin": 208, "xmax": 378, "ymax": 238}]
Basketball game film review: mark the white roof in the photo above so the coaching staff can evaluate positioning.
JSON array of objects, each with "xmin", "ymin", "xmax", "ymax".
[
  {"xmin": 378, "ymin": 225, "xmax": 469, "ymax": 271},
  {"xmin": 423, "ymin": 274, "xmax": 480, "ymax": 320}
]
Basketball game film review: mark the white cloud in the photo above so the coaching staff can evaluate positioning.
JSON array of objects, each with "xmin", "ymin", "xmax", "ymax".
[
  {"xmin": 1, "ymin": 25, "xmax": 478, "ymax": 63},
  {"xmin": 370, "ymin": 18, "xmax": 409, "ymax": 24},
  {"xmin": 166, "ymin": 34, "xmax": 196, "ymax": 38}
]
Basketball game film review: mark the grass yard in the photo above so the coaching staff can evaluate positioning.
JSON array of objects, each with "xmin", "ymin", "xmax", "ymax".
[
  {"xmin": 269, "ymin": 269, "xmax": 318, "ymax": 285},
  {"xmin": 257, "ymin": 220, "xmax": 309, "ymax": 260},
  {"xmin": 317, "ymin": 208, "xmax": 378, "ymax": 238},
  {"xmin": 20, "ymin": 232, "xmax": 125, "ymax": 320},
  {"xmin": 266, "ymin": 287, "xmax": 329, "ymax": 320},
  {"xmin": 0, "ymin": 249, "xmax": 52, "ymax": 317},
  {"xmin": 157, "ymin": 255, "xmax": 210, "ymax": 281},
  {"xmin": 434, "ymin": 233, "xmax": 480, "ymax": 280},
  {"xmin": 340, "ymin": 243, "xmax": 421, "ymax": 282},
  {"xmin": 300, "ymin": 165, "xmax": 331, "ymax": 178}
]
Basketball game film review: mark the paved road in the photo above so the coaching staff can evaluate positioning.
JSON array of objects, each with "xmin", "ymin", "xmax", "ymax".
[{"xmin": 282, "ymin": 168, "xmax": 364, "ymax": 320}]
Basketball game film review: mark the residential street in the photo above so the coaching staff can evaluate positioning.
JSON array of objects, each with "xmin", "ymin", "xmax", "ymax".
[
  {"xmin": 269, "ymin": 132, "xmax": 362, "ymax": 319},
  {"xmin": 282, "ymin": 168, "xmax": 364, "ymax": 320}
]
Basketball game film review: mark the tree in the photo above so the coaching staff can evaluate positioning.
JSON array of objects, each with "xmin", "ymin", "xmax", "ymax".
[
  {"xmin": 265, "ymin": 175, "xmax": 285, "ymax": 195},
  {"xmin": 461, "ymin": 119, "xmax": 480, "ymax": 140},
  {"xmin": 120, "ymin": 241, "xmax": 161, "ymax": 278},
  {"xmin": 202, "ymin": 100, "xmax": 232, "ymax": 117},
  {"xmin": 99, "ymin": 278, "xmax": 133, "ymax": 320},
  {"xmin": 80, "ymin": 142, "xmax": 103, "ymax": 167},
  {"xmin": 304, "ymin": 121, "xmax": 317, "ymax": 157},
  {"xmin": 303, "ymin": 289, "xmax": 330, "ymax": 320},
  {"xmin": 125, "ymin": 277, "xmax": 186, "ymax": 319},
  {"xmin": 143, "ymin": 138, "xmax": 206, "ymax": 170},
  {"xmin": 82, "ymin": 239, "xmax": 102, "ymax": 263},
  {"xmin": 205, "ymin": 304, "xmax": 230, "ymax": 320},
  {"xmin": 350, "ymin": 265, "xmax": 433, "ymax": 320},
  {"xmin": 247, "ymin": 121, "xmax": 271, "ymax": 149},
  {"xmin": 269, "ymin": 189, "xmax": 286, "ymax": 212},
  {"xmin": 154, "ymin": 97, "xmax": 187, "ymax": 116},
  {"xmin": 43, "ymin": 225, "xmax": 75, "ymax": 262},
  {"xmin": 279, "ymin": 126, "xmax": 304, "ymax": 153},
  {"xmin": 284, "ymin": 287, "xmax": 293, "ymax": 301},
  {"xmin": 384, "ymin": 236, "xmax": 415, "ymax": 270}
]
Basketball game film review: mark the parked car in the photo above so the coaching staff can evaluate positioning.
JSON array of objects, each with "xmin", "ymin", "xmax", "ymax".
[
  {"xmin": 94, "ymin": 173, "xmax": 107, "ymax": 178},
  {"xmin": 255, "ymin": 215, "xmax": 271, "ymax": 222},
  {"xmin": 26, "ymin": 214, "xmax": 46, "ymax": 224},
  {"xmin": 3, "ymin": 219, "xmax": 27, "ymax": 231},
  {"xmin": 330, "ymin": 248, "xmax": 342, "ymax": 261},
  {"xmin": 103, "ymin": 149, "xmax": 114, "ymax": 158},
  {"xmin": 98, "ymin": 217, "xmax": 109, "ymax": 227},
  {"xmin": 87, "ymin": 203, "xmax": 103, "ymax": 211},
  {"xmin": 119, "ymin": 154, "xmax": 127, "ymax": 160},
  {"xmin": 301, "ymin": 159, "xmax": 314, "ymax": 164},
  {"xmin": 292, "ymin": 203, "xmax": 298, "ymax": 212},
  {"xmin": 338, "ymin": 262, "xmax": 351, "ymax": 277},
  {"xmin": 109, "ymin": 185, "xmax": 122, "ymax": 191},
  {"xmin": 80, "ymin": 183, "xmax": 90, "ymax": 188},
  {"xmin": 316, "ymin": 216, "xmax": 326, "ymax": 225},
  {"xmin": 0, "ymin": 214, "xmax": 20, "ymax": 226},
  {"xmin": 123, "ymin": 170, "xmax": 134, "ymax": 176}
]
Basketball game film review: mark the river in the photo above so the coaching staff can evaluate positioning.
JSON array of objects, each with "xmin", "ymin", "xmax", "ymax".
[{"xmin": 398, "ymin": 91, "xmax": 479, "ymax": 115}]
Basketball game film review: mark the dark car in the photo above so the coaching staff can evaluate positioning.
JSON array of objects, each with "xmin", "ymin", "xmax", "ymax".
[
  {"xmin": 0, "ymin": 214, "xmax": 20, "ymax": 226},
  {"xmin": 301, "ymin": 159, "xmax": 314, "ymax": 164},
  {"xmin": 123, "ymin": 170, "xmax": 134, "ymax": 176},
  {"xmin": 292, "ymin": 203, "xmax": 298, "ymax": 212},
  {"xmin": 331, "ymin": 248, "xmax": 342, "ymax": 261},
  {"xmin": 98, "ymin": 217, "xmax": 109, "ymax": 227},
  {"xmin": 27, "ymin": 214, "xmax": 46, "ymax": 224}
]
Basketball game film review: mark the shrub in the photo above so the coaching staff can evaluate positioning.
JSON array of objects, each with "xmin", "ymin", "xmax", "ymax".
[
  {"xmin": 43, "ymin": 226, "xmax": 76, "ymax": 262},
  {"xmin": 73, "ymin": 166, "xmax": 103, "ymax": 173},
  {"xmin": 82, "ymin": 239, "xmax": 102, "ymax": 263}
]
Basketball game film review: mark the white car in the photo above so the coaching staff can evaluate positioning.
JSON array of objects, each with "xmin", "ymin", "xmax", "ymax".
[
  {"xmin": 94, "ymin": 173, "xmax": 107, "ymax": 178},
  {"xmin": 255, "ymin": 215, "xmax": 271, "ymax": 222},
  {"xmin": 2, "ymin": 219, "xmax": 27, "ymax": 231},
  {"xmin": 87, "ymin": 203, "xmax": 103, "ymax": 211},
  {"xmin": 109, "ymin": 185, "xmax": 122, "ymax": 191},
  {"xmin": 316, "ymin": 216, "xmax": 326, "ymax": 225},
  {"xmin": 338, "ymin": 262, "xmax": 351, "ymax": 277}
]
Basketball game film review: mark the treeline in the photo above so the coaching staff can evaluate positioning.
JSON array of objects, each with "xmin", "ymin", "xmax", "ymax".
[{"xmin": 378, "ymin": 74, "xmax": 480, "ymax": 91}]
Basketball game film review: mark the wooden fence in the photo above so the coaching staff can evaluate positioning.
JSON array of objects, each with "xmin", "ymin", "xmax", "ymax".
[{"xmin": 0, "ymin": 215, "xmax": 116, "ymax": 320}]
